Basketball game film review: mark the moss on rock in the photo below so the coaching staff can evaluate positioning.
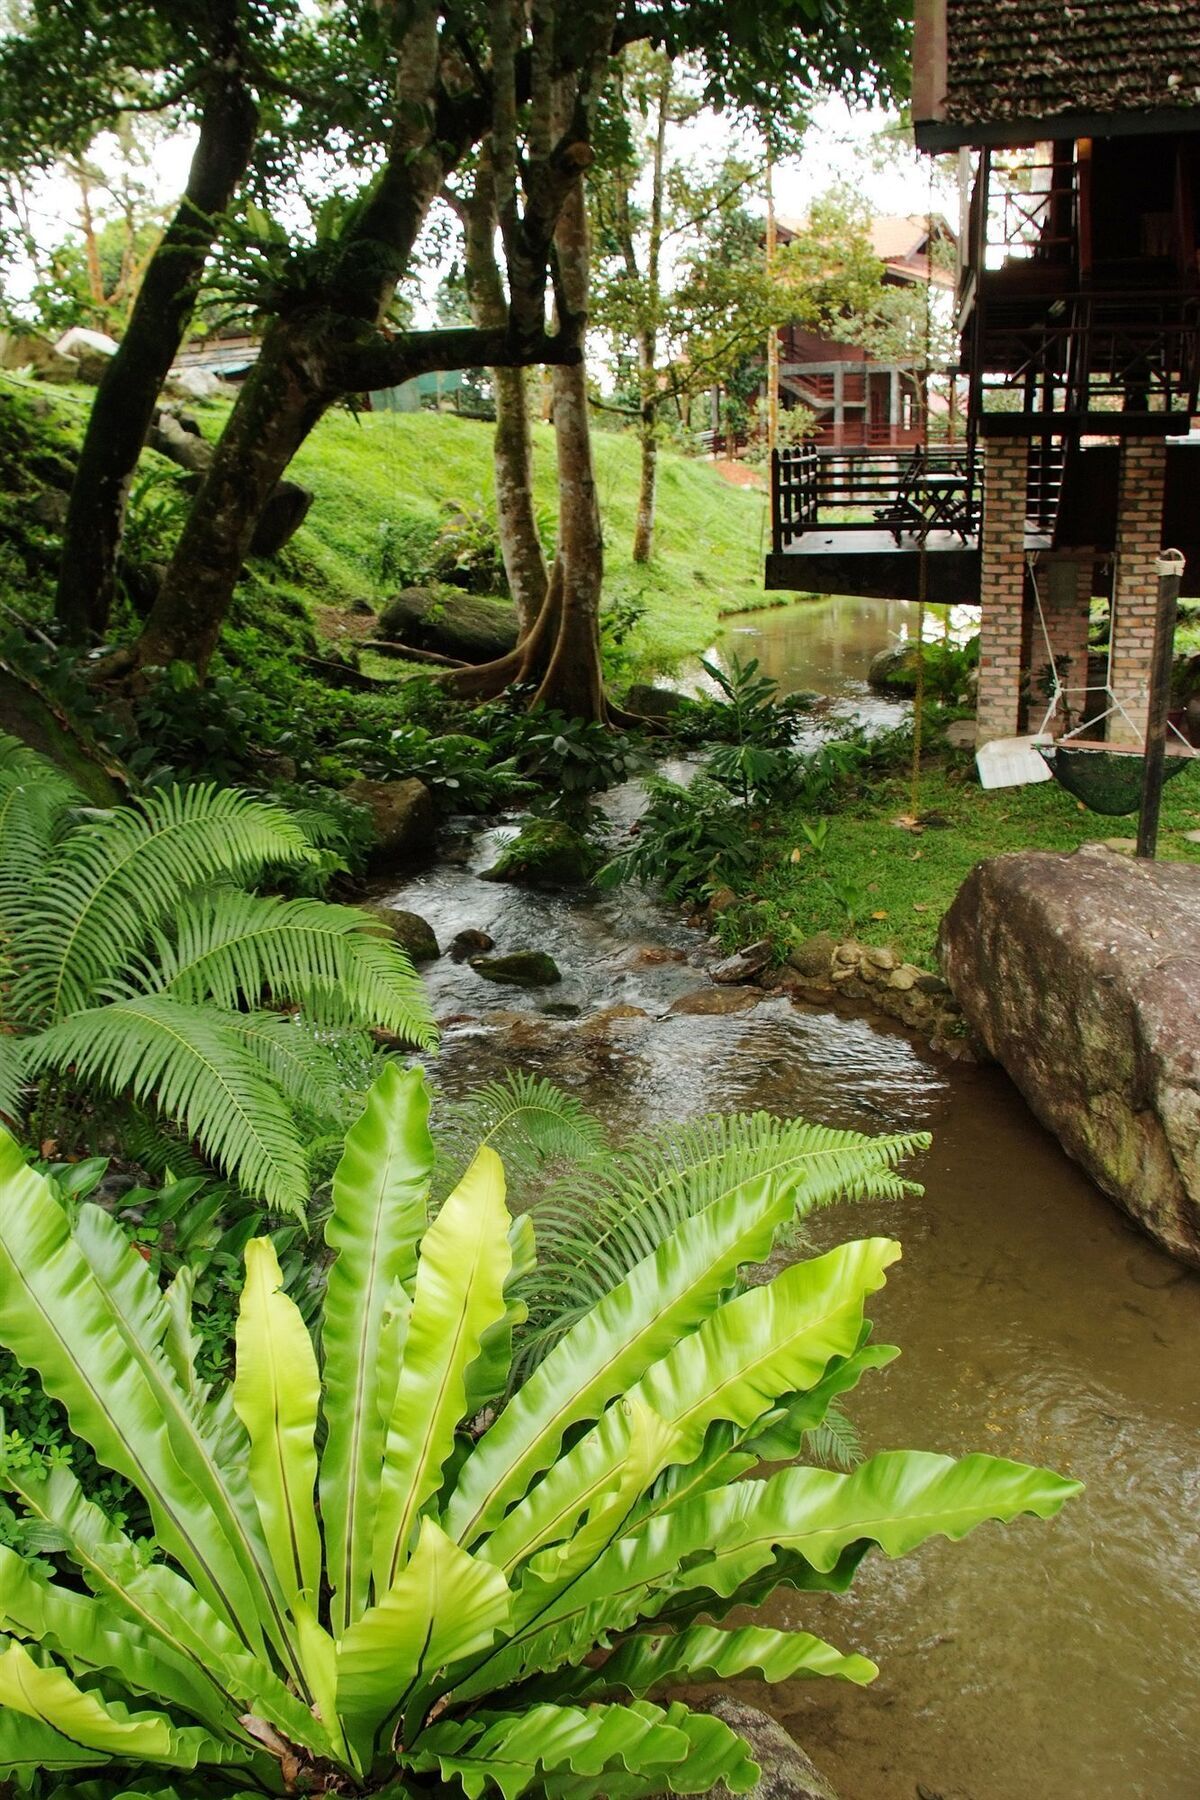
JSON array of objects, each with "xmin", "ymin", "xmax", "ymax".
[
  {"xmin": 377, "ymin": 585, "xmax": 518, "ymax": 663},
  {"xmin": 481, "ymin": 819, "xmax": 601, "ymax": 889}
]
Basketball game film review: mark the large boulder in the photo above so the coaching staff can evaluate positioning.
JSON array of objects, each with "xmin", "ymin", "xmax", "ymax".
[
  {"xmin": 55, "ymin": 326, "xmax": 119, "ymax": 383},
  {"xmin": 342, "ymin": 777, "xmax": 436, "ymax": 866},
  {"xmin": 146, "ymin": 410, "xmax": 214, "ymax": 475},
  {"xmin": 471, "ymin": 950, "xmax": 562, "ymax": 987},
  {"xmin": 377, "ymin": 585, "xmax": 519, "ymax": 663},
  {"xmin": 938, "ymin": 847, "xmax": 1200, "ymax": 1266},
  {"xmin": 481, "ymin": 820, "xmax": 600, "ymax": 888},
  {"xmin": 0, "ymin": 329, "xmax": 79, "ymax": 382},
  {"xmin": 694, "ymin": 1698, "xmax": 841, "ymax": 1800}
]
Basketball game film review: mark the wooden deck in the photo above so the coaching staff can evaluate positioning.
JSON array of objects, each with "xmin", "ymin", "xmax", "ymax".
[{"xmin": 764, "ymin": 527, "xmax": 1053, "ymax": 603}]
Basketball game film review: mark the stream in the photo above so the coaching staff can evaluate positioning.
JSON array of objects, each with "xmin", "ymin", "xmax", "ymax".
[{"xmin": 381, "ymin": 596, "xmax": 1200, "ymax": 1800}]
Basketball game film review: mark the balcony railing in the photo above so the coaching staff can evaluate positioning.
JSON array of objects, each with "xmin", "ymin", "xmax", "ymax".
[{"xmin": 772, "ymin": 447, "xmax": 981, "ymax": 551}]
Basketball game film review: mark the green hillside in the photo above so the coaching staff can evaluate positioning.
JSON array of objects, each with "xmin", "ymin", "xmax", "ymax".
[
  {"xmin": 285, "ymin": 409, "xmax": 775, "ymax": 672},
  {"xmin": 2, "ymin": 376, "xmax": 777, "ymax": 679}
]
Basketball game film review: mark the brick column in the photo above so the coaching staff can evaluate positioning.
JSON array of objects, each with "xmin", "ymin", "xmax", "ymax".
[
  {"xmin": 1108, "ymin": 438, "xmax": 1166, "ymax": 745},
  {"xmin": 976, "ymin": 439, "xmax": 1029, "ymax": 745},
  {"xmin": 1032, "ymin": 555, "xmax": 1093, "ymax": 737}
]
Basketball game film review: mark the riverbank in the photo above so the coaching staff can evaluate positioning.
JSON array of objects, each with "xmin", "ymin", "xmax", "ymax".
[{"xmin": 714, "ymin": 739, "xmax": 1200, "ymax": 971}]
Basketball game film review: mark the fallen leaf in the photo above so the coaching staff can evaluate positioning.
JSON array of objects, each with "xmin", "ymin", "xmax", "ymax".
[
  {"xmin": 789, "ymin": 847, "xmax": 802, "ymax": 862},
  {"xmin": 912, "ymin": 902, "xmax": 929, "ymax": 913},
  {"xmin": 871, "ymin": 909, "xmax": 889, "ymax": 920}
]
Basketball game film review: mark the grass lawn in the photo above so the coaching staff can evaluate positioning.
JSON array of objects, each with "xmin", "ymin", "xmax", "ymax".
[
  {"xmin": 2, "ymin": 377, "xmax": 783, "ymax": 681},
  {"xmin": 745, "ymin": 749, "xmax": 1200, "ymax": 969},
  {"xmin": 285, "ymin": 409, "xmax": 778, "ymax": 674}
]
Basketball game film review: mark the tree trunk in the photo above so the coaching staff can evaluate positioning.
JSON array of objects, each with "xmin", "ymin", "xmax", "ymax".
[
  {"xmin": 457, "ymin": 154, "xmax": 549, "ymax": 635},
  {"xmin": 56, "ymin": 49, "xmax": 258, "ymax": 643},
  {"xmin": 631, "ymin": 62, "xmax": 670, "ymax": 566},
  {"xmin": 493, "ymin": 366, "xmax": 548, "ymax": 635},
  {"xmin": 531, "ymin": 183, "xmax": 605, "ymax": 719},
  {"xmin": 126, "ymin": 323, "xmax": 329, "ymax": 675}
]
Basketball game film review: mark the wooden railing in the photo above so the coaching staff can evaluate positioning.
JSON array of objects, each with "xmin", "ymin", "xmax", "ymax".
[{"xmin": 771, "ymin": 447, "xmax": 981, "ymax": 551}]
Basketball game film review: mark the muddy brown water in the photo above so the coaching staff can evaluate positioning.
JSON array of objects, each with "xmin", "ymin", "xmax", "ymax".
[{"xmin": 382, "ymin": 597, "xmax": 1200, "ymax": 1799}]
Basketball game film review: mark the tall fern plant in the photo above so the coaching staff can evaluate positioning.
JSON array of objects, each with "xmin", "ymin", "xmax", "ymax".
[
  {"xmin": 0, "ymin": 735, "xmax": 435, "ymax": 1214},
  {"xmin": 0, "ymin": 1065, "xmax": 1079, "ymax": 1796}
]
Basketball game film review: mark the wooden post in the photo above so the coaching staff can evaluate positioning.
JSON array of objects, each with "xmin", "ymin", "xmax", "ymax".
[
  {"xmin": 1136, "ymin": 549, "xmax": 1185, "ymax": 859},
  {"xmin": 765, "ymin": 138, "xmax": 779, "ymax": 458}
]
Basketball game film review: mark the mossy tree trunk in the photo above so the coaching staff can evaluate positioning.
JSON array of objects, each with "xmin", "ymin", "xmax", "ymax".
[
  {"xmin": 630, "ymin": 60, "xmax": 670, "ymax": 566},
  {"xmin": 111, "ymin": 0, "xmax": 615, "ymax": 685},
  {"xmin": 453, "ymin": 151, "xmax": 549, "ymax": 637},
  {"xmin": 56, "ymin": 8, "xmax": 258, "ymax": 644}
]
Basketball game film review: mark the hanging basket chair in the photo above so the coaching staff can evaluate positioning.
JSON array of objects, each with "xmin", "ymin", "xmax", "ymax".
[{"xmin": 1035, "ymin": 741, "xmax": 1193, "ymax": 816}]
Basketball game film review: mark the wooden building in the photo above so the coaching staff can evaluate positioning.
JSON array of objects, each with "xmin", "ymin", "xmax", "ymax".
[
  {"xmin": 769, "ymin": 0, "xmax": 1200, "ymax": 748},
  {"xmin": 773, "ymin": 214, "xmax": 954, "ymax": 451}
]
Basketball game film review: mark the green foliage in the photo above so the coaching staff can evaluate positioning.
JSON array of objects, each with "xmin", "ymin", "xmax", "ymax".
[
  {"xmin": 336, "ymin": 723, "xmax": 530, "ymax": 814},
  {"xmin": 375, "ymin": 499, "xmax": 512, "ymax": 597},
  {"xmin": 602, "ymin": 772, "xmax": 759, "ymax": 902},
  {"xmin": 487, "ymin": 708, "xmax": 639, "ymax": 829},
  {"xmin": 0, "ymin": 1062, "xmax": 1079, "ymax": 1796},
  {"xmin": 0, "ymin": 736, "xmax": 435, "ymax": 1212}
]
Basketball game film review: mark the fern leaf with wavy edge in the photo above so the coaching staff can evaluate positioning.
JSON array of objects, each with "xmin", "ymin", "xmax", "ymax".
[
  {"xmin": 140, "ymin": 890, "xmax": 435, "ymax": 1046},
  {"xmin": 479, "ymin": 1239, "xmax": 899, "ymax": 1579},
  {"xmin": 446, "ymin": 1451, "xmax": 1082, "ymax": 1706},
  {"xmin": 0, "ymin": 1068, "xmax": 1080, "ymax": 1796},
  {"xmin": 8, "ymin": 783, "xmax": 314, "ymax": 1024},
  {"xmin": 517, "ymin": 1112, "xmax": 928, "ymax": 1365},
  {"xmin": 27, "ymin": 995, "xmax": 311, "ymax": 1216},
  {"xmin": 537, "ymin": 1622, "xmax": 877, "ymax": 1701}
]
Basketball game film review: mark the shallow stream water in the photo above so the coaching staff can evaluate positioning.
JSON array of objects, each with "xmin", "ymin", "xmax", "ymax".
[{"xmin": 382, "ymin": 596, "xmax": 1200, "ymax": 1799}]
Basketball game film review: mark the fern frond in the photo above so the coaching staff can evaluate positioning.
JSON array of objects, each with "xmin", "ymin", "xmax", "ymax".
[
  {"xmin": 8, "ymin": 784, "xmax": 315, "ymax": 1025},
  {"xmin": 136, "ymin": 891, "xmax": 436, "ymax": 1047},
  {"xmin": 433, "ymin": 1073, "xmax": 609, "ymax": 1206},
  {"xmin": 518, "ymin": 1112, "xmax": 928, "ymax": 1362},
  {"xmin": 0, "ymin": 1030, "xmax": 28, "ymax": 1124},
  {"xmin": 222, "ymin": 1012, "xmax": 369, "ymax": 1124},
  {"xmin": 25, "ymin": 994, "xmax": 311, "ymax": 1217},
  {"xmin": 0, "ymin": 733, "xmax": 83, "ymax": 794},
  {"xmin": 803, "ymin": 1402, "xmax": 864, "ymax": 1471},
  {"xmin": 0, "ymin": 764, "xmax": 76, "ymax": 930}
]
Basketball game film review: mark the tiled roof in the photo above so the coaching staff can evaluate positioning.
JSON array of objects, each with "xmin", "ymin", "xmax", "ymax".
[{"xmin": 943, "ymin": 0, "xmax": 1200, "ymax": 126}]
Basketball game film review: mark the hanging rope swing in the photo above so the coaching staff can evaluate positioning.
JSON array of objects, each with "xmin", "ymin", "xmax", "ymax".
[{"xmin": 1031, "ymin": 548, "xmax": 1196, "ymax": 816}]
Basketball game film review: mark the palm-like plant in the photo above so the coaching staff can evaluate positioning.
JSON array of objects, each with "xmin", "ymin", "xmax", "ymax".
[
  {"xmin": 0, "ymin": 1064, "xmax": 1080, "ymax": 1797},
  {"xmin": 0, "ymin": 736, "xmax": 434, "ymax": 1214}
]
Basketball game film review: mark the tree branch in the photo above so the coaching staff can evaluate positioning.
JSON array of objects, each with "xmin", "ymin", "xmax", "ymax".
[{"xmin": 331, "ymin": 324, "xmax": 582, "ymax": 392}]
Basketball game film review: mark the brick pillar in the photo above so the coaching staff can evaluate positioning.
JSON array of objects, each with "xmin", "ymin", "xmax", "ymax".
[
  {"xmin": 1108, "ymin": 438, "xmax": 1166, "ymax": 744},
  {"xmin": 1032, "ymin": 555, "xmax": 1093, "ymax": 737},
  {"xmin": 976, "ymin": 439, "xmax": 1029, "ymax": 745}
]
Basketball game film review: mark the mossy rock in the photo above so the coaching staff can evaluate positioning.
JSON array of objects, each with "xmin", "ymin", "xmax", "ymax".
[
  {"xmin": 342, "ymin": 777, "xmax": 436, "ymax": 867},
  {"xmin": 481, "ymin": 820, "xmax": 601, "ymax": 889},
  {"xmin": 377, "ymin": 585, "xmax": 518, "ymax": 663},
  {"xmin": 867, "ymin": 643, "xmax": 921, "ymax": 694},
  {"xmin": 361, "ymin": 904, "xmax": 439, "ymax": 963},
  {"xmin": 471, "ymin": 950, "xmax": 562, "ymax": 987},
  {"xmin": 624, "ymin": 682, "xmax": 685, "ymax": 720}
]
